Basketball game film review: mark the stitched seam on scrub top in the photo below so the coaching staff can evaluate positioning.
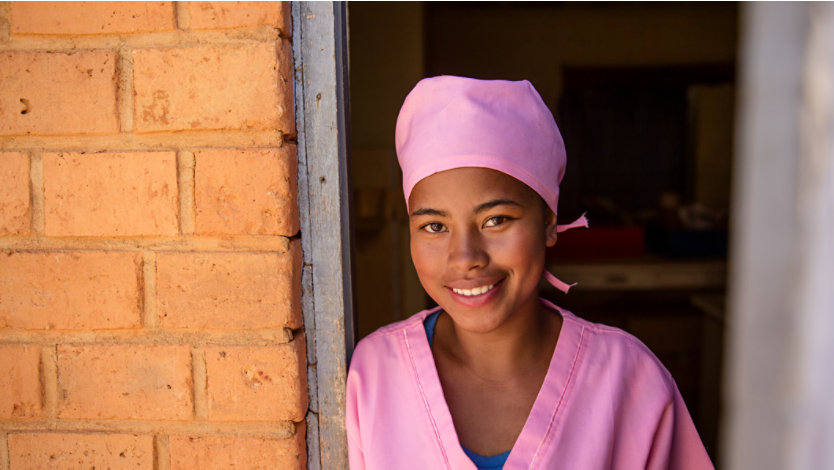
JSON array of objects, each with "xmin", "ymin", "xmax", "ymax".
[
  {"xmin": 530, "ymin": 324, "xmax": 586, "ymax": 470},
  {"xmin": 404, "ymin": 328, "xmax": 452, "ymax": 469}
]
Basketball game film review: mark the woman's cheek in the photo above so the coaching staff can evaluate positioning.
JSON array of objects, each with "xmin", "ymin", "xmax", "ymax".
[{"xmin": 411, "ymin": 238, "xmax": 442, "ymax": 277}]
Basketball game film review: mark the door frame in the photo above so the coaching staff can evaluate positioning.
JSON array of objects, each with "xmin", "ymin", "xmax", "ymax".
[{"xmin": 292, "ymin": 2, "xmax": 354, "ymax": 469}]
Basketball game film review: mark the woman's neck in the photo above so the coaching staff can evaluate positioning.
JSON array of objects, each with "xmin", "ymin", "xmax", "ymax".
[{"xmin": 434, "ymin": 299, "xmax": 562, "ymax": 380}]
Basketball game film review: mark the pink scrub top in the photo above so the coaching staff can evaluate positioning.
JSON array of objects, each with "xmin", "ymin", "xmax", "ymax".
[{"xmin": 346, "ymin": 299, "xmax": 714, "ymax": 469}]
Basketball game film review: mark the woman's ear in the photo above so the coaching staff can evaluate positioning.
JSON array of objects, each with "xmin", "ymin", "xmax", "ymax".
[{"xmin": 545, "ymin": 209, "xmax": 558, "ymax": 247}]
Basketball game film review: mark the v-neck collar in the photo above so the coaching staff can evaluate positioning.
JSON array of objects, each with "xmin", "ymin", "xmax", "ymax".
[{"xmin": 404, "ymin": 299, "xmax": 586, "ymax": 470}]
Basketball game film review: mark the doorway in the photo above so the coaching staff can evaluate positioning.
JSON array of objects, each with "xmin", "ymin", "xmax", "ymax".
[{"xmin": 347, "ymin": 2, "xmax": 738, "ymax": 461}]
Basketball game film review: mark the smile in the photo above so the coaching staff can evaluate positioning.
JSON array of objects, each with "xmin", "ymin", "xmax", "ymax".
[{"xmin": 451, "ymin": 283, "xmax": 496, "ymax": 297}]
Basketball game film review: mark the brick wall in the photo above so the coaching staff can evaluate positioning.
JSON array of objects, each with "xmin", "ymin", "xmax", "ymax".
[{"xmin": 0, "ymin": 2, "xmax": 306, "ymax": 469}]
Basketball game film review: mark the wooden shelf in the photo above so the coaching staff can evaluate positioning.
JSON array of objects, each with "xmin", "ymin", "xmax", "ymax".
[{"xmin": 549, "ymin": 259, "xmax": 726, "ymax": 291}]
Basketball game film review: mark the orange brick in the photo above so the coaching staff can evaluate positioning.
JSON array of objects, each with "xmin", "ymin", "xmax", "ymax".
[
  {"xmin": 0, "ymin": 345, "xmax": 42, "ymax": 419},
  {"xmin": 194, "ymin": 147, "xmax": 298, "ymax": 236},
  {"xmin": 57, "ymin": 344, "xmax": 192, "ymax": 420},
  {"xmin": 205, "ymin": 339, "xmax": 306, "ymax": 421},
  {"xmin": 9, "ymin": 433, "xmax": 153, "ymax": 469},
  {"xmin": 0, "ymin": 252, "xmax": 141, "ymax": 330},
  {"xmin": 169, "ymin": 432, "xmax": 305, "ymax": 470},
  {"xmin": 0, "ymin": 50, "xmax": 118, "ymax": 136},
  {"xmin": 278, "ymin": 39, "xmax": 294, "ymax": 133},
  {"xmin": 11, "ymin": 2, "xmax": 175, "ymax": 36},
  {"xmin": 43, "ymin": 151, "xmax": 178, "ymax": 236},
  {"xmin": 132, "ymin": 42, "xmax": 293, "ymax": 133},
  {"xmin": 157, "ymin": 245, "xmax": 301, "ymax": 329},
  {"xmin": 188, "ymin": 1, "xmax": 290, "ymax": 33},
  {"xmin": 0, "ymin": 152, "xmax": 30, "ymax": 235}
]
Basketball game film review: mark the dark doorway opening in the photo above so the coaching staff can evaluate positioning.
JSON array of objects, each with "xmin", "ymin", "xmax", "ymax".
[{"xmin": 347, "ymin": 2, "xmax": 738, "ymax": 460}]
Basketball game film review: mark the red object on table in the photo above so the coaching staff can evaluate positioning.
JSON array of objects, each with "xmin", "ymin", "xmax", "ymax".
[{"xmin": 547, "ymin": 227, "xmax": 645, "ymax": 261}]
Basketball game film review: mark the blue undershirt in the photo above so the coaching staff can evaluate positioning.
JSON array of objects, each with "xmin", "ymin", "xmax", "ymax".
[{"xmin": 424, "ymin": 311, "xmax": 510, "ymax": 470}]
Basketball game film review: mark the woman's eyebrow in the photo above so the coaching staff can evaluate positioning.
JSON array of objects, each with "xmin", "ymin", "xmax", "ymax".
[
  {"xmin": 410, "ymin": 207, "xmax": 447, "ymax": 217},
  {"xmin": 410, "ymin": 199, "xmax": 520, "ymax": 217},
  {"xmin": 474, "ymin": 198, "xmax": 521, "ymax": 213}
]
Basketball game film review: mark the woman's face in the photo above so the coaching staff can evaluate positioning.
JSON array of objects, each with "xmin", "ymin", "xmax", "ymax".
[{"xmin": 408, "ymin": 167, "xmax": 558, "ymax": 334}]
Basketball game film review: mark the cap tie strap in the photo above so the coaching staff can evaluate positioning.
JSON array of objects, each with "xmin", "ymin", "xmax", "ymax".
[
  {"xmin": 546, "ymin": 212, "xmax": 589, "ymax": 293},
  {"xmin": 556, "ymin": 211, "xmax": 589, "ymax": 233}
]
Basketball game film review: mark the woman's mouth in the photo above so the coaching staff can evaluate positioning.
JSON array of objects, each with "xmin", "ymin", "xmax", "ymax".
[
  {"xmin": 451, "ymin": 283, "xmax": 496, "ymax": 297},
  {"xmin": 446, "ymin": 279, "xmax": 504, "ymax": 308}
]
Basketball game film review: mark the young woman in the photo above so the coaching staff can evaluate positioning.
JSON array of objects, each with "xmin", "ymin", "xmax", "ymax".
[{"xmin": 346, "ymin": 76, "xmax": 713, "ymax": 470}]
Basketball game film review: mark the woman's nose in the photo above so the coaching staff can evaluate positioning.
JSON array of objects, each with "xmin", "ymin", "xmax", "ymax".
[{"xmin": 447, "ymin": 228, "xmax": 488, "ymax": 273}]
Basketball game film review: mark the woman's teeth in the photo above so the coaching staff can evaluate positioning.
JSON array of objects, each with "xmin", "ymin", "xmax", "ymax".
[{"xmin": 452, "ymin": 283, "xmax": 496, "ymax": 297}]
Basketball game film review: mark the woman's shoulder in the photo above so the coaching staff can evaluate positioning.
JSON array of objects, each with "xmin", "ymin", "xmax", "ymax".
[
  {"xmin": 357, "ymin": 306, "xmax": 439, "ymax": 344},
  {"xmin": 349, "ymin": 307, "xmax": 440, "ymax": 369},
  {"xmin": 555, "ymin": 304, "xmax": 677, "ymax": 392},
  {"xmin": 566, "ymin": 310, "xmax": 656, "ymax": 353}
]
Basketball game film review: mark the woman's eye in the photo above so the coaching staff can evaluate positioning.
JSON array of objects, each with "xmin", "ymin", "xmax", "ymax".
[
  {"xmin": 484, "ymin": 216, "xmax": 508, "ymax": 228},
  {"xmin": 422, "ymin": 222, "xmax": 446, "ymax": 233}
]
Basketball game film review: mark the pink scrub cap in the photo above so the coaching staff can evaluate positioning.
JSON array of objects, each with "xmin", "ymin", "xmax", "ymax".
[{"xmin": 395, "ymin": 75, "xmax": 588, "ymax": 293}]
